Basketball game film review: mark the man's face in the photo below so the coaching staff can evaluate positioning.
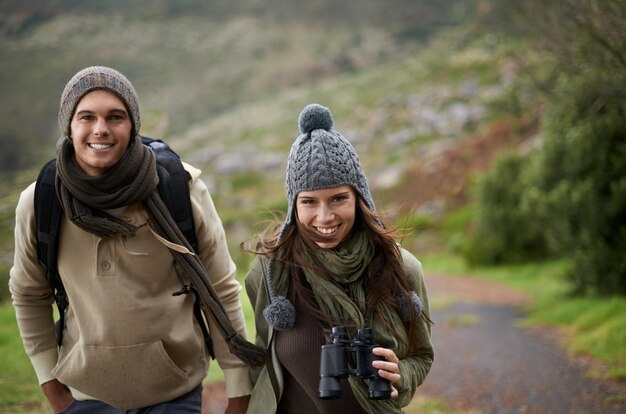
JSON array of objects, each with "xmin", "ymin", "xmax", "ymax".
[{"xmin": 69, "ymin": 90, "xmax": 133, "ymax": 177}]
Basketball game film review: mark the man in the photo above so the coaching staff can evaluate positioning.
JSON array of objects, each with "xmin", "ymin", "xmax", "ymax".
[{"xmin": 10, "ymin": 66, "xmax": 255, "ymax": 413}]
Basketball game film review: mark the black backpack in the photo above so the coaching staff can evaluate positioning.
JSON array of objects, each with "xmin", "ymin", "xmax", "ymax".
[{"xmin": 34, "ymin": 136, "xmax": 213, "ymax": 356}]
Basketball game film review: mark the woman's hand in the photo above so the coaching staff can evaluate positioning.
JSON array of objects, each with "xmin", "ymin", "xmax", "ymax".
[{"xmin": 372, "ymin": 347, "xmax": 401, "ymax": 399}]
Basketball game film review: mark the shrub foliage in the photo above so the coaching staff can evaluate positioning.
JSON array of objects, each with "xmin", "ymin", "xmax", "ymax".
[{"xmin": 465, "ymin": 0, "xmax": 626, "ymax": 295}]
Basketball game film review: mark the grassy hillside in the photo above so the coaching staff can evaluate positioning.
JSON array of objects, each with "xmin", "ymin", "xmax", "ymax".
[
  {"xmin": 0, "ymin": 1, "xmax": 534, "ymax": 269},
  {"xmin": 168, "ymin": 29, "xmax": 538, "ymax": 270},
  {"xmin": 0, "ymin": 0, "xmax": 482, "ymax": 171},
  {"xmin": 0, "ymin": 14, "xmax": 411, "ymax": 165}
]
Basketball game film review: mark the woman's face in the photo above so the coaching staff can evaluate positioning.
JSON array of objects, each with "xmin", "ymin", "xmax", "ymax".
[{"xmin": 295, "ymin": 185, "xmax": 357, "ymax": 249}]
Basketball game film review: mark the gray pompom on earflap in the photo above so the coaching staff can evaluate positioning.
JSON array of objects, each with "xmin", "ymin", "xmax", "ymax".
[
  {"xmin": 263, "ymin": 296, "xmax": 296, "ymax": 330},
  {"xmin": 399, "ymin": 291, "xmax": 425, "ymax": 321},
  {"xmin": 298, "ymin": 103, "xmax": 334, "ymax": 134},
  {"xmin": 410, "ymin": 291, "xmax": 425, "ymax": 314}
]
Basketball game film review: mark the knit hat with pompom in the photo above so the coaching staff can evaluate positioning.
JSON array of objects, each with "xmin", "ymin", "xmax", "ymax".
[
  {"xmin": 284, "ymin": 103, "xmax": 376, "ymax": 224},
  {"xmin": 262, "ymin": 103, "xmax": 376, "ymax": 330}
]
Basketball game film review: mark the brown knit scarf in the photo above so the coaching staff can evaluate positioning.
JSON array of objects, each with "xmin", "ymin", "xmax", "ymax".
[{"xmin": 56, "ymin": 137, "xmax": 264, "ymax": 366}]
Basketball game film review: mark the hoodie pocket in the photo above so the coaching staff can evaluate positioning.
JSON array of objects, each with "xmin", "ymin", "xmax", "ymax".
[{"xmin": 53, "ymin": 341, "xmax": 190, "ymax": 409}]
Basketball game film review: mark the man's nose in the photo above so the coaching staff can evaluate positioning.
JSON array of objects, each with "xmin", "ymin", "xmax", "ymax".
[{"xmin": 93, "ymin": 118, "xmax": 110, "ymax": 136}]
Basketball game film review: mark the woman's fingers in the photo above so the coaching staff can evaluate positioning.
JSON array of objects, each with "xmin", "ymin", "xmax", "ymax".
[{"xmin": 372, "ymin": 347, "xmax": 401, "ymax": 382}]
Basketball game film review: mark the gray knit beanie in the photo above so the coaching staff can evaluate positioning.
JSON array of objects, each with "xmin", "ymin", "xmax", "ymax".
[
  {"xmin": 284, "ymin": 103, "xmax": 376, "ymax": 225},
  {"xmin": 263, "ymin": 103, "xmax": 377, "ymax": 330},
  {"xmin": 58, "ymin": 66, "xmax": 141, "ymax": 139}
]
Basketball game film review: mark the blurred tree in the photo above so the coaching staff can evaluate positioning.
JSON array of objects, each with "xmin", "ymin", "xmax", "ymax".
[
  {"xmin": 516, "ymin": 0, "xmax": 626, "ymax": 74},
  {"xmin": 519, "ymin": 0, "xmax": 626, "ymax": 295},
  {"xmin": 533, "ymin": 72, "xmax": 626, "ymax": 295},
  {"xmin": 466, "ymin": 0, "xmax": 626, "ymax": 295}
]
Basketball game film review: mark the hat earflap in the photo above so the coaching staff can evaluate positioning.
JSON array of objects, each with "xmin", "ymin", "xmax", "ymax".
[{"xmin": 263, "ymin": 248, "xmax": 296, "ymax": 330}]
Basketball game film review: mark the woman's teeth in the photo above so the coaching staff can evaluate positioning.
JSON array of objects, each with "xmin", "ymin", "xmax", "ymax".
[{"xmin": 316, "ymin": 226, "xmax": 338, "ymax": 235}]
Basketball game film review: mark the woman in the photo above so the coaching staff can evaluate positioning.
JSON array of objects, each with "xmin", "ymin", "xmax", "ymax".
[{"xmin": 244, "ymin": 104, "xmax": 434, "ymax": 413}]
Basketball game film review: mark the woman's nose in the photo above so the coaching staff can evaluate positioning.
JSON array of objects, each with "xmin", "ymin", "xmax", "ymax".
[{"xmin": 317, "ymin": 204, "xmax": 334, "ymax": 222}]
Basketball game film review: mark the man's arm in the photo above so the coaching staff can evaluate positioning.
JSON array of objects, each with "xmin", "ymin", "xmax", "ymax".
[
  {"xmin": 186, "ymin": 168, "xmax": 253, "ymax": 398},
  {"xmin": 10, "ymin": 183, "xmax": 64, "ymax": 409}
]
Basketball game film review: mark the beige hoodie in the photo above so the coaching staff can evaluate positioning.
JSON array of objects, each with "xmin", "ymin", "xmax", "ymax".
[{"xmin": 10, "ymin": 162, "xmax": 252, "ymax": 409}]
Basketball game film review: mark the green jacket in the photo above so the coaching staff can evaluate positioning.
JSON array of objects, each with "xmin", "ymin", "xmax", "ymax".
[{"xmin": 244, "ymin": 247, "xmax": 434, "ymax": 413}]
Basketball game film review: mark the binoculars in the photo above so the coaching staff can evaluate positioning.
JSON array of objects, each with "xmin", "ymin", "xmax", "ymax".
[{"xmin": 318, "ymin": 326, "xmax": 392, "ymax": 400}]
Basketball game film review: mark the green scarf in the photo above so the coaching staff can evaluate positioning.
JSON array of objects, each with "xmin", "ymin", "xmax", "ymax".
[
  {"xmin": 301, "ymin": 231, "xmax": 371, "ymax": 328},
  {"xmin": 300, "ymin": 231, "xmax": 406, "ymax": 414}
]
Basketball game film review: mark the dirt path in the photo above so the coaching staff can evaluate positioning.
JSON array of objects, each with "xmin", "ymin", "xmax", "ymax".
[
  {"xmin": 422, "ymin": 273, "xmax": 626, "ymax": 413},
  {"xmin": 201, "ymin": 273, "xmax": 626, "ymax": 413}
]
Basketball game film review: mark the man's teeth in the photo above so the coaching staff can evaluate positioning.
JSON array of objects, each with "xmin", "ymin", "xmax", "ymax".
[
  {"xmin": 317, "ymin": 226, "xmax": 337, "ymax": 235},
  {"xmin": 90, "ymin": 143, "xmax": 112, "ymax": 150}
]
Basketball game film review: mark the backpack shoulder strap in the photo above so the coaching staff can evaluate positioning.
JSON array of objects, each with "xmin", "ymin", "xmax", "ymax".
[
  {"xmin": 34, "ymin": 159, "xmax": 67, "ymax": 346},
  {"xmin": 142, "ymin": 136, "xmax": 198, "ymax": 251},
  {"xmin": 35, "ymin": 159, "xmax": 60, "ymax": 270}
]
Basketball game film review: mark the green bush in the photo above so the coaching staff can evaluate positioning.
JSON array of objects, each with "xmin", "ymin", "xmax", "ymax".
[
  {"xmin": 465, "ymin": 70, "xmax": 626, "ymax": 296},
  {"xmin": 462, "ymin": 151, "xmax": 550, "ymax": 266},
  {"xmin": 533, "ymin": 72, "xmax": 626, "ymax": 295}
]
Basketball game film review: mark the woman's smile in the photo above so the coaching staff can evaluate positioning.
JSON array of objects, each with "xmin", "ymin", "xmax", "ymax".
[{"xmin": 315, "ymin": 225, "xmax": 340, "ymax": 235}]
